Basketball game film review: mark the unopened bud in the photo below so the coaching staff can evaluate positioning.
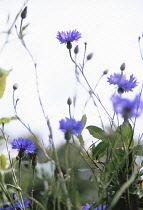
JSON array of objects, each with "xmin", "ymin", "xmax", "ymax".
[
  {"xmin": 87, "ymin": 53, "xmax": 93, "ymax": 60},
  {"xmin": 32, "ymin": 152, "xmax": 38, "ymax": 167},
  {"xmin": 74, "ymin": 45, "xmax": 79, "ymax": 54},
  {"xmin": 13, "ymin": 83, "xmax": 18, "ymax": 90},
  {"xmin": 66, "ymin": 41, "xmax": 72, "ymax": 49},
  {"xmin": 67, "ymin": 97, "xmax": 72, "ymax": 105},
  {"xmin": 120, "ymin": 63, "xmax": 125, "ymax": 71},
  {"xmin": 13, "ymin": 192, "xmax": 17, "ymax": 200},
  {"xmin": 103, "ymin": 69, "xmax": 108, "ymax": 75},
  {"xmin": 21, "ymin": 6, "xmax": 27, "ymax": 19}
]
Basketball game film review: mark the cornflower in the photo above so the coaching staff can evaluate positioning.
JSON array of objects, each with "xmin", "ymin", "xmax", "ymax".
[
  {"xmin": 11, "ymin": 138, "xmax": 36, "ymax": 158},
  {"xmin": 56, "ymin": 30, "xmax": 81, "ymax": 44},
  {"xmin": 0, "ymin": 199, "xmax": 30, "ymax": 210},
  {"xmin": 111, "ymin": 95, "xmax": 143, "ymax": 119},
  {"xmin": 107, "ymin": 73, "xmax": 138, "ymax": 93},
  {"xmin": 59, "ymin": 118, "xmax": 83, "ymax": 140},
  {"xmin": 82, "ymin": 203, "xmax": 107, "ymax": 210}
]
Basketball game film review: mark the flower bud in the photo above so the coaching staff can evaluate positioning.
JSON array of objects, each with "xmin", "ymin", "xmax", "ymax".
[
  {"xmin": 120, "ymin": 63, "xmax": 125, "ymax": 71},
  {"xmin": 87, "ymin": 53, "xmax": 93, "ymax": 60},
  {"xmin": 21, "ymin": 6, "xmax": 27, "ymax": 19},
  {"xmin": 13, "ymin": 192, "xmax": 17, "ymax": 200},
  {"xmin": 74, "ymin": 45, "xmax": 79, "ymax": 54},
  {"xmin": 103, "ymin": 69, "xmax": 108, "ymax": 75},
  {"xmin": 32, "ymin": 152, "xmax": 38, "ymax": 167},
  {"xmin": 66, "ymin": 41, "xmax": 72, "ymax": 49},
  {"xmin": 67, "ymin": 97, "xmax": 72, "ymax": 106},
  {"xmin": 13, "ymin": 83, "xmax": 18, "ymax": 90}
]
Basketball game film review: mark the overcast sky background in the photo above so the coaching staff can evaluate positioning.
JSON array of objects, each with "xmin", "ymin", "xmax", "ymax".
[{"xmin": 0, "ymin": 0, "xmax": 143, "ymax": 149}]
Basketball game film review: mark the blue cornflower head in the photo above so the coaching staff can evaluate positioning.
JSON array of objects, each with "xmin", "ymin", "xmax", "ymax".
[
  {"xmin": 11, "ymin": 138, "xmax": 36, "ymax": 158},
  {"xmin": 59, "ymin": 118, "xmax": 84, "ymax": 140},
  {"xmin": 56, "ymin": 30, "xmax": 82, "ymax": 44},
  {"xmin": 111, "ymin": 95, "xmax": 143, "ymax": 119},
  {"xmin": 0, "ymin": 199, "xmax": 30, "ymax": 210},
  {"xmin": 107, "ymin": 73, "xmax": 138, "ymax": 93},
  {"xmin": 82, "ymin": 203, "xmax": 106, "ymax": 210}
]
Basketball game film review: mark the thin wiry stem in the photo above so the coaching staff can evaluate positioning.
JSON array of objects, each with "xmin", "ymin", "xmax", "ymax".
[
  {"xmin": 0, "ymin": 0, "xmax": 29, "ymax": 54},
  {"xmin": 16, "ymin": 17, "xmax": 71, "ymax": 210},
  {"xmin": 68, "ymin": 48, "xmax": 112, "ymax": 120}
]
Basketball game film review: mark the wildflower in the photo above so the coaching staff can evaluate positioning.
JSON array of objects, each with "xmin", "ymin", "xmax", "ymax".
[
  {"xmin": 0, "ymin": 199, "xmax": 30, "ymax": 210},
  {"xmin": 11, "ymin": 138, "xmax": 36, "ymax": 158},
  {"xmin": 107, "ymin": 73, "xmax": 138, "ymax": 93},
  {"xmin": 82, "ymin": 203, "xmax": 106, "ymax": 210},
  {"xmin": 59, "ymin": 118, "xmax": 83, "ymax": 140},
  {"xmin": 111, "ymin": 95, "xmax": 143, "ymax": 119},
  {"xmin": 56, "ymin": 30, "xmax": 81, "ymax": 44}
]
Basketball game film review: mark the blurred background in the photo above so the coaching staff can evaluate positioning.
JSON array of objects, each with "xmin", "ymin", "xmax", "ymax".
[{"xmin": 0, "ymin": 0, "xmax": 143, "ymax": 149}]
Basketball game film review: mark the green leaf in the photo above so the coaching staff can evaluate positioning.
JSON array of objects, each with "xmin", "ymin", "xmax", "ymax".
[
  {"xmin": 0, "ymin": 68, "xmax": 11, "ymax": 99},
  {"xmin": 0, "ymin": 154, "xmax": 7, "ymax": 170},
  {"xmin": 92, "ymin": 141, "xmax": 108, "ymax": 159},
  {"xmin": 22, "ymin": 23, "xmax": 30, "ymax": 31},
  {"xmin": 115, "ymin": 121, "xmax": 133, "ymax": 148},
  {"xmin": 86, "ymin": 126, "xmax": 108, "ymax": 141},
  {"xmin": 75, "ymin": 191, "xmax": 80, "ymax": 205},
  {"xmin": 134, "ymin": 145, "xmax": 143, "ymax": 156},
  {"xmin": 0, "ymin": 117, "xmax": 17, "ymax": 124},
  {"xmin": 76, "ymin": 134, "xmax": 84, "ymax": 146},
  {"xmin": 21, "ymin": 176, "xmax": 29, "ymax": 192},
  {"xmin": 81, "ymin": 114, "xmax": 87, "ymax": 127}
]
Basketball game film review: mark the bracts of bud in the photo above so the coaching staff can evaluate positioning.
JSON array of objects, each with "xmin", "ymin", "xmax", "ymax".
[
  {"xmin": 66, "ymin": 41, "xmax": 72, "ymax": 49},
  {"xmin": 67, "ymin": 97, "xmax": 72, "ymax": 106},
  {"xmin": 21, "ymin": 6, "xmax": 27, "ymax": 19},
  {"xmin": 74, "ymin": 45, "xmax": 79, "ymax": 54},
  {"xmin": 120, "ymin": 63, "xmax": 126, "ymax": 71},
  {"xmin": 87, "ymin": 53, "xmax": 93, "ymax": 60},
  {"xmin": 13, "ymin": 83, "xmax": 18, "ymax": 90},
  {"xmin": 32, "ymin": 152, "xmax": 38, "ymax": 167}
]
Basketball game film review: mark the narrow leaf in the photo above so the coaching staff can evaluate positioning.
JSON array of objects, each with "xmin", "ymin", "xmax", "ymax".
[
  {"xmin": 0, "ymin": 117, "xmax": 17, "ymax": 124},
  {"xmin": 0, "ymin": 154, "xmax": 7, "ymax": 170},
  {"xmin": 81, "ymin": 114, "xmax": 87, "ymax": 127}
]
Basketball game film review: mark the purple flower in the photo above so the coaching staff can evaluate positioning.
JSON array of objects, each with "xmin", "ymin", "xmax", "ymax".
[
  {"xmin": 0, "ymin": 199, "xmax": 30, "ymax": 210},
  {"xmin": 111, "ymin": 95, "xmax": 143, "ymax": 118},
  {"xmin": 82, "ymin": 203, "xmax": 106, "ymax": 210},
  {"xmin": 59, "ymin": 118, "xmax": 83, "ymax": 140},
  {"xmin": 107, "ymin": 73, "xmax": 138, "ymax": 93},
  {"xmin": 11, "ymin": 138, "xmax": 36, "ymax": 158},
  {"xmin": 56, "ymin": 30, "xmax": 82, "ymax": 44}
]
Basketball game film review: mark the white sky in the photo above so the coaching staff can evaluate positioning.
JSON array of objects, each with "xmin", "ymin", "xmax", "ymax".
[{"xmin": 0, "ymin": 0, "xmax": 143, "ymax": 148}]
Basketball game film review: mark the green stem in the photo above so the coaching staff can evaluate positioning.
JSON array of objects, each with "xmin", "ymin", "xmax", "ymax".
[
  {"xmin": 31, "ymin": 167, "xmax": 35, "ymax": 210},
  {"xmin": 52, "ymin": 144, "xmax": 71, "ymax": 210}
]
